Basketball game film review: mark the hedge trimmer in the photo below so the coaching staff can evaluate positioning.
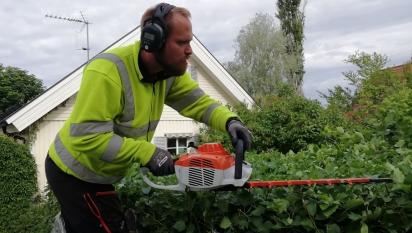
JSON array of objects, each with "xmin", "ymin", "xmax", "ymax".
[{"xmin": 141, "ymin": 141, "xmax": 392, "ymax": 191}]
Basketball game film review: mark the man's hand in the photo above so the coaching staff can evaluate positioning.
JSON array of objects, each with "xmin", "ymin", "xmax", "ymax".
[
  {"xmin": 227, "ymin": 120, "xmax": 253, "ymax": 150},
  {"xmin": 146, "ymin": 147, "xmax": 175, "ymax": 176}
]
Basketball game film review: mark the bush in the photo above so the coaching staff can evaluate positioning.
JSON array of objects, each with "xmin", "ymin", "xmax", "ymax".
[
  {"xmin": 346, "ymin": 70, "xmax": 410, "ymax": 123},
  {"xmin": 200, "ymin": 95, "xmax": 349, "ymax": 154},
  {"xmin": 0, "ymin": 136, "xmax": 37, "ymax": 230},
  {"xmin": 250, "ymin": 96, "xmax": 329, "ymax": 153},
  {"xmin": 372, "ymin": 88, "xmax": 412, "ymax": 147},
  {"xmin": 0, "ymin": 136, "xmax": 58, "ymax": 233}
]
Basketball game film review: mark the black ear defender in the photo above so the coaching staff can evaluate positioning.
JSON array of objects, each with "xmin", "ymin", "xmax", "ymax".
[{"xmin": 141, "ymin": 3, "xmax": 175, "ymax": 52}]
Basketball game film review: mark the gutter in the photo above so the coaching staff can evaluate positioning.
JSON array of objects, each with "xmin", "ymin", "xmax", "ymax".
[{"xmin": 0, "ymin": 118, "xmax": 26, "ymax": 143}]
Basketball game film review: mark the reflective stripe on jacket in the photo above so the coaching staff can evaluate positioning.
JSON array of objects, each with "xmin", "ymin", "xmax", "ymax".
[{"xmin": 48, "ymin": 41, "xmax": 238, "ymax": 184}]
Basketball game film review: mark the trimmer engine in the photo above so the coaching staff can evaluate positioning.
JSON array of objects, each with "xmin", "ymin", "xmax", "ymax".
[
  {"xmin": 141, "ymin": 143, "xmax": 252, "ymax": 191},
  {"xmin": 175, "ymin": 143, "xmax": 252, "ymax": 190}
]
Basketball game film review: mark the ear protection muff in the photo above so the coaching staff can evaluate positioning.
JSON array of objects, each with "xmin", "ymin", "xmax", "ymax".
[{"xmin": 141, "ymin": 3, "xmax": 175, "ymax": 52}]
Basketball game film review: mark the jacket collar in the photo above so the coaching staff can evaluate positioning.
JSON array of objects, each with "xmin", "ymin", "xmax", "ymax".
[{"xmin": 133, "ymin": 41, "xmax": 173, "ymax": 83}]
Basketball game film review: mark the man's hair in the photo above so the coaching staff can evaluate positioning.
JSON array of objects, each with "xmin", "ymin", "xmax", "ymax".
[{"xmin": 140, "ymin": 3, "xmax": 191, "ymax": 31}]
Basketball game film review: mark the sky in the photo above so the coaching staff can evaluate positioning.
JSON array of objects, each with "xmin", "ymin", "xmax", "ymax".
[{"xmin": 1, "ymin": 0, "xmax": 412, "ymax": 101}]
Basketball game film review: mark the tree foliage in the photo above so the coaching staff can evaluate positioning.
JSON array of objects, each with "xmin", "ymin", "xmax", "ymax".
[
  {"xmin": 226, "ymin": 13, "xmax": 296, "ymax": 97},
  {"xmin": 322, "ymin": 51, "xmax": 412, "ymax": 128},
  {"xmin": 319, "ymin": 86, "xmax": 353, "ymax": 113},
  {"xmin": 0, "ymin": 64, "xmax": 45, "ymax": 118},
  {"xmin": 276, "ymin": 0, "xmax": 306, "ymax": 93},
  {"xmin": 322, "ymin": 51, "xmax": 390, "ymax": 113},
  {"xmin": 343, "ymin": 51, "xmax": 389, "ymax": 91}
]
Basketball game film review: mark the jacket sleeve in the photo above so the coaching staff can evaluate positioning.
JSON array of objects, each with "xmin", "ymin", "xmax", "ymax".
[
  {"xmin": 66, "ymin": 60, "xmax": 156, "ymax": 167},
  {"xmin": 165, "ymin": 72, "xmax": 238, "ymax": 132}
]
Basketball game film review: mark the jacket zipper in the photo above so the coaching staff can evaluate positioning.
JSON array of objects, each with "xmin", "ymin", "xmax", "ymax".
[{"xmin": 147, "ymin": 83, "xmax": 155, "ymax": 141}]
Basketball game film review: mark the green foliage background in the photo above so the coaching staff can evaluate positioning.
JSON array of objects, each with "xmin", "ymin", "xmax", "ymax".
[
  {"xmin": 0, "ymin": 136, "xmax": 58, "ymax": 233},
  {"xmin": 0, "ymin": 64, "xmax": 44, "ymax": 118}
]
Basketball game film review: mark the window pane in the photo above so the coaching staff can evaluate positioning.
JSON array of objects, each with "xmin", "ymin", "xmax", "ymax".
[
  {"xmin": 168, "ymin": 149, "xmax": 176, "ymax": 156},
  {"xmin": 178, "ymin": 138, "xmax": 187, "ymax": 147},
  {"xmin": 167, "ymin": 138, "xmax": 176, "ymax": 147},
  {"xmin": 178, "ymin": 147, "xmax": 186, "ymax": 155}
]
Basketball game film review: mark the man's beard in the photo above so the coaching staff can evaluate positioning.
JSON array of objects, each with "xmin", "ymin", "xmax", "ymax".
[{"xmin": 155, "ymin": 51, "xmax": 187, "ymax": 77}]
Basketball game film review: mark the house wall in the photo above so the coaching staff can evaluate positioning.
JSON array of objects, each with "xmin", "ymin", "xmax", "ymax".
[
  {"xmin": 32, "ymin": 62, "xmax": 237, "ymax": 191},
  {"xmin": 31, "ymin": 97, "xmax": 75, "ymax": 192}
]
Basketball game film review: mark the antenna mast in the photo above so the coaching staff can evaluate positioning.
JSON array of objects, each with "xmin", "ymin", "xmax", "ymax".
[{"xmin": 45, "ymin": 12, "xmax": 91, "ymax": 61}]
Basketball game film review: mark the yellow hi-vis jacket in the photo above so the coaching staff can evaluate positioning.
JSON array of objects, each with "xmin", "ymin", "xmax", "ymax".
[{"xmin": 48, "ymin": 41, "xmax": 238, "ymax": 184}]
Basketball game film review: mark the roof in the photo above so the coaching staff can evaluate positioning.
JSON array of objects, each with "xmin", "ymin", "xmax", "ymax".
[
  {"xmin": 2, "ymin": 26, "xmax": 255, "ymax": 133},
  {"xmin": 387, "ymin": 62, "xmax": 412, "ymax": 74}
]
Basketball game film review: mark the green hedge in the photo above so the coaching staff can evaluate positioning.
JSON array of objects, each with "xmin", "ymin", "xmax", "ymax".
[
  {"xmin": 118, "ymin": 127, "xmax": 412, "ymax": 233},
  {"xmin": 0, "ymin": 135, "xmax": 58, "ymax": 233},
  {"xmin": 248, "ymin": 96, "xmax": 329, "ymax": 153},
  {"xmin": 0, "ymin": 135, "xmax": 37, "ymax": 230}
]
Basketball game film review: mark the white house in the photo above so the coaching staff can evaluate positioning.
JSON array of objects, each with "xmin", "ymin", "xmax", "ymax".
[{"xmin": 2, "ymin": 27, "xmax": 255, "ymax": 192}]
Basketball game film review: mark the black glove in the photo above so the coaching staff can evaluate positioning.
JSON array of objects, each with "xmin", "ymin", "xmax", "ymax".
[
  {"xmin": 227, "ymin": 119, "xmax": 252, "ymax": 150},
  {"xmin": 146, "ymin": 147, "xmax": 175, "ymax": 176}
]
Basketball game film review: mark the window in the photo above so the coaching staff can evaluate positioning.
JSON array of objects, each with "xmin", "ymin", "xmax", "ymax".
[
  {"xmin": 167, "ymin": 137, "xmax": 188, "ymax": 155},
  {"xmin": 153, "ymin": 134, "xmax": 197, "ymax": 155}
]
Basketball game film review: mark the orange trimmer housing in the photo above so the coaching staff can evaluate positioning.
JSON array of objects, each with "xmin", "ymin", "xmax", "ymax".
[{"xmin": 175, "ymin": 143, "xmax": 236, "ymax": 169}]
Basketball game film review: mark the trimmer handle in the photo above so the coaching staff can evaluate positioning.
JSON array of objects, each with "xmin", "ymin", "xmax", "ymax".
[
  {"xmin": 235, "ymin": 139, "xmax": 244, "ymax": 179},
  {"xmin": 140, "ymin": 167, "xmax": 185, "ymax": 191}
]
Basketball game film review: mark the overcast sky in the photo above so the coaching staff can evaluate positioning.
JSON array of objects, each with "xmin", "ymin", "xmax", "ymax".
[{"xmin": 1, "ymin": 0, "xmax": 412, "ymax": 101}]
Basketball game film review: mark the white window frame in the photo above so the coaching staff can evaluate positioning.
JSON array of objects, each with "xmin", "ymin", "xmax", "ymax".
[{"xmin": 167, "ymin": 137, "xmax": 189, "ymax": 155}]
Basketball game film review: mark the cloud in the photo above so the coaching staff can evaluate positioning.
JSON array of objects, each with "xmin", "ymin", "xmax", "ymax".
[
  {"xmin": 302, "ymin": 0, "xmax": 412, "ymax": 101},
  {"xmin": 303, "ymin": 65, "xmax": 353, "ymax": 103},
  {"xmin": 1, "ymin": 0, "xmax": 411, "ymax": 100}
]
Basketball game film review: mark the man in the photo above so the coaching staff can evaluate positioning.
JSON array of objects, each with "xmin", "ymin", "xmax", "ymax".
[{"xmin": 45, "ymin": 3, "xmax": 252, "ymax": 233}]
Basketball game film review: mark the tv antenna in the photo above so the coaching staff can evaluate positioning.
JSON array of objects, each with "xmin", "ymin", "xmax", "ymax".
[{"xmin": 45, "ymin": 12, "xmax": 91, "ymax": 61}]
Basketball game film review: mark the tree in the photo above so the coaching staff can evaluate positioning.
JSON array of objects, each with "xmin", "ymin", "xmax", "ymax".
[
  {"xmin": 0, "ymin": 64, "xmax": 45, "ymax": 118},
  {"xmin": 322, "ymin": 51, "xmax": 389, "ymax": 109},
  {"xmin": 226, "ymin": 13, "xmax": 294, "ymax": 97},
  {"xmin": 343, "ymin": 51, "xmax": 389, "ymax": 91},
  {"xmin": 319, "ymin": 86, "xmax": 353, "ymax": 113},
  {"xmin": 320, "ymin": 51, "xmax": 412, "ymax": 123},
  {"xmin": 276, "ymin": 0, "xmax": 306, "ymax": 94}
]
